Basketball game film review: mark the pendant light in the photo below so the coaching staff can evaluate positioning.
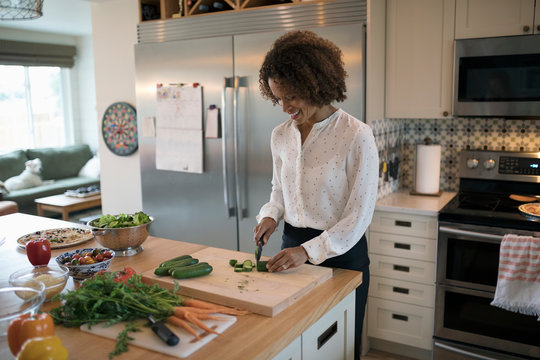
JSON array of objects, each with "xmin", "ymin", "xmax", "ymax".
[{"xmin": 0, "ymin": 0, "xmax": 44, "ymax": 20}]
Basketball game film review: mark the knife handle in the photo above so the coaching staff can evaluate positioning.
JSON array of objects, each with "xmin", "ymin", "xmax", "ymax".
[{"xmin": 151, "ymin": 321, "xmax": 180, "ymax": 346}]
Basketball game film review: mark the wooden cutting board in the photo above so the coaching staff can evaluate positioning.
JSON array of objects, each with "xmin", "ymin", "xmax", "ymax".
[
  {"xmin": 141, "ymin": 247, "xmax": 333, "ymax": 317},
  {"xmin": 81, "ymin": 315, "xmax": 236, "ymax": 359}
]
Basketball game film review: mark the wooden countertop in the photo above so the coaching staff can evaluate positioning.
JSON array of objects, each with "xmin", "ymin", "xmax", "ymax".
[{"xmin": 0, "ymin": 213, "xmax": 362, "ymax": 360}]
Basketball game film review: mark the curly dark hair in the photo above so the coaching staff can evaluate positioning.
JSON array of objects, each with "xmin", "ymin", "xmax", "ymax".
[{"xmin": 259, "ymin": 30, "xmax": 347, "ymax": 107}]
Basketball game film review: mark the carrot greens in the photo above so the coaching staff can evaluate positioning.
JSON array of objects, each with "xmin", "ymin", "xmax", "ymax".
[{"xmin": 49, "ymin": 271, "xmax": 182, "ymax": 358}]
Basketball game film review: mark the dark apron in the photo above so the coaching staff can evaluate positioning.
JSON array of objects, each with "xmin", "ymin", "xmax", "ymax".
[{"xmin": 282, "ymin": 222, "xmax": 370, "ymax": 359}]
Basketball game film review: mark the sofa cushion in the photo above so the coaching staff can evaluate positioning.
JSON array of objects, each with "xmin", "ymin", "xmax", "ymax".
[
  {"xmin": 0, "ymin": 150, "xmax": 28, "ymax": 181},
  {"xmin": 26, "ymin": 144, "xmax": 93, "ymax": 180},
  {"xmin": 3, "ymin": 176, "xmax": 100, "ymax": 211}
]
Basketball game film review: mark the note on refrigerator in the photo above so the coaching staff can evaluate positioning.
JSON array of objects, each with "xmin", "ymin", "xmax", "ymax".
[
  {"xmin": 155, "ymin": 84, "xmax": 203, "ymax": 173},
  {"xmin": 205, "ymin": 105, "xmax": 220, "ymax": 139}
]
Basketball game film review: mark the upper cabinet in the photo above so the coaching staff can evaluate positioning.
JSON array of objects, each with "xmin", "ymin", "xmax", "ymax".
[
  {"xmin": 455, "ymin": 0, "xmax": 540, "ymax": 38},
  {"xmin": 456, "ymin": 0, "xmax": 540, "ymax": 39},
  {"xmin": 385, "ymin": 0, "xmax": 455, "ymax": 119},
  {"xmin": 138, "ymin": 0, "xmax": 302, "ymax": 21}
]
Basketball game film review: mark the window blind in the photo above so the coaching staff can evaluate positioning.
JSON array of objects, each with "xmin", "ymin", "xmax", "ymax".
[{"xmin": 0, "ymin": 39, "xmax": 76, "ymax": 67}]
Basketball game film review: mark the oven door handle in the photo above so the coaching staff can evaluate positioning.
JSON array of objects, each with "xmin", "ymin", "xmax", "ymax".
[
  {"xmin": 434, "ymin": 341, "xmax": 501, "ymax": 360},
  {"xmin": 439, "ymin": 226, "xmax": 503, "ymax": 242}
]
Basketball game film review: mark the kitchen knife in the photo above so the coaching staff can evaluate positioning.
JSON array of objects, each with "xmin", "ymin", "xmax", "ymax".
[
  {"xmin": 255, "ymin": 236, "xmax": 263, "ymax": 263},
  {"xmin": 147, "ymin": 314, "xmax": 179, "ymax": 346}
]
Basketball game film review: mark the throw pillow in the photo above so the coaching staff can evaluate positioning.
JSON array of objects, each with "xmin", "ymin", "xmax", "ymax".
[{"xmin": 78, "ymin": 155, "xmax": 100, "ymax": 178}]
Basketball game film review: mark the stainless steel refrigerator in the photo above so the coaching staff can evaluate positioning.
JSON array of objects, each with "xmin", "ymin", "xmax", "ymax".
[{"xmin": 135, "ymin": 3, "xmax": 366, "ymax": 255}]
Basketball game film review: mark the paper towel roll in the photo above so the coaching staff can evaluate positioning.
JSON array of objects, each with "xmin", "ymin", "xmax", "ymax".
[{"xmin": 415, "ymin": 144, "xmax": 441, "ymax": 194}]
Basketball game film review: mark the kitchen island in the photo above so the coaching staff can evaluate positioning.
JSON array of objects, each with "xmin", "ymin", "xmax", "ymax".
[{"xmin": 0, "ymin": 213, "xmax": 362, "ymax": 360}]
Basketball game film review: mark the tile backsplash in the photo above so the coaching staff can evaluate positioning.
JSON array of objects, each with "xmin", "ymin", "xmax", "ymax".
[{"xmin": 370, "ymin": 118, "xmax": 539, "ymax": 199}]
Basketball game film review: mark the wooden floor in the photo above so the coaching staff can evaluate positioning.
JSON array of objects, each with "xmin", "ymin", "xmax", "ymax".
[{"xmin": 363, "ymin": 349, "xmax": 416, "ymax": 360}]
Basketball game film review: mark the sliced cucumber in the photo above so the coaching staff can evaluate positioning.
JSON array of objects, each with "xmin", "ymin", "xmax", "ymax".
[{"xmin": 256, "ymin": 261, "xmax": 268, "ymax": 272}]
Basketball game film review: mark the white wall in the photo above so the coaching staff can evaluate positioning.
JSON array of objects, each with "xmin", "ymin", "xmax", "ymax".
[{"xmin": 90, "ymin": 0, "xmax": 142, "ymax": 214}]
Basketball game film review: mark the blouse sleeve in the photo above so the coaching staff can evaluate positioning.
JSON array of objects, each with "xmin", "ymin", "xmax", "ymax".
[
  {"xmin": 256, "ymin": 129, "xmax": 285, "ymax": 224},
  {"xmin": 301, "ymin": 125, "xmax": 379, "ymax": 265}
]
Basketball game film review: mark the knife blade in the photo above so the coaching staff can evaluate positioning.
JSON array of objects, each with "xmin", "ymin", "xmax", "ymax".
[
  {"xmin": 255, "ymin": 236, "xmax": 263, "ymax": 263},
  {"xmin": 147, "ymin": 314, "xmax": 179, "ymax": 346}
]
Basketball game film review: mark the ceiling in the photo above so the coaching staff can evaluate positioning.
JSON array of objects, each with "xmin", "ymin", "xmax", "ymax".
[{"xmin": 0, "ymin": 0, "xmax": 93, "ymax": 36}]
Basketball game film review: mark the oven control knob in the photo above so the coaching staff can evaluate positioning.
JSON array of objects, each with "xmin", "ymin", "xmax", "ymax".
[
  {"xmin": 484, "ymin": 159, "xmax": 496, "ymax": 170},
  {"xmin": 466, "ymin": 158, "xmax": 479, "ymax": 169}
]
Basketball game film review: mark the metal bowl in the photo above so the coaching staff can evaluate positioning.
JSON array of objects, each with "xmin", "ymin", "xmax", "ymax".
[{"xmin": 86, "ymin": 217, "xmax": 154, "ymax": 256}]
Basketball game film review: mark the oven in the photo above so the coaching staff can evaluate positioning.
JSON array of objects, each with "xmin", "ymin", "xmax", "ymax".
[{"xmin": 434, "ymin": 150, "xmax": 540, "ymax": 360}]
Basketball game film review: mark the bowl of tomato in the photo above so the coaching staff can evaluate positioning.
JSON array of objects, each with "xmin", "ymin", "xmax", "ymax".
[{"xmin": 55, "ymin": 248, "xmax": 115, "ymax": 281}]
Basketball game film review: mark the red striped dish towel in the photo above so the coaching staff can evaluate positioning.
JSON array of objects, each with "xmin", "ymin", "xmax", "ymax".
[{"xmin": 491, "ymin": 234, "xmax": 540, "ymax": 320}]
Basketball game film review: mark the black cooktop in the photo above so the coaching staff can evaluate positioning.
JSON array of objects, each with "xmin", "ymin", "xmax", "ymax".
[{"xmin": 439, "ymin": 179, "xmax": 540, "ymax": 231}]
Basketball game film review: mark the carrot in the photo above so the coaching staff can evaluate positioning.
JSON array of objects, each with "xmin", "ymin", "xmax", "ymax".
[
  {"xmin": 168, "ymin": 316, "xmax": 201, "ymax": 340},
  {"xmin": 182, "ymin": 298, "xmax": 249, "ymax": 315},
  {"xmin": 184, "ymin": 312, "xmax": 218, "ymax": 334}
]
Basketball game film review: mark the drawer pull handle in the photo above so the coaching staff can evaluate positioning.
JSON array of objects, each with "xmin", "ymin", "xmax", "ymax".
[
  {"xmin": 394, "ymin": 242, "xmax": 411, "ymax": 250},
  {"xmin": 392, "ymin": 286, "xmax": 410, "ymax": 295},
  {"xmin": 395, "ymin": 220, "xmax": 412, "ymax": 227},
  {"xmin": 317, "ymin": 321, "xmax": 338, "ymax": 350},
  {"xmin": 392, "ymin": 314, "xmax": 409, "ymax": 322},
  {"xmin": 393, "ymin": 264, "xmax": 410, "ymax": 272}
]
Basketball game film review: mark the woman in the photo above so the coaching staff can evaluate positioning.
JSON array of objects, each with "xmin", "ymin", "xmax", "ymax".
[{"xmin": 253, "ymin": 30, "xmax": 379, "ymax": 358}]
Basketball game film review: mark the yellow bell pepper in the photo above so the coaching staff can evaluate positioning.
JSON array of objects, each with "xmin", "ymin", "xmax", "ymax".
[
  {"xmin": 16, "ymin": 336, "xmax": 68, "ymax": 360},
  {"xmin": 8, "ymin": 313, "xmax": 55, "ymax": 356}
]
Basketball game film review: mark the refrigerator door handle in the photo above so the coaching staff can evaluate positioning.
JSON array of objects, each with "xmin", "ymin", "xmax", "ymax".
[
  {"xmin": 222, "ymin": 77, "xmax": 235, "ymax": 218},
  {"xmin": 233, "ymin": 76, "xmax": 249, "ymax": 220}
]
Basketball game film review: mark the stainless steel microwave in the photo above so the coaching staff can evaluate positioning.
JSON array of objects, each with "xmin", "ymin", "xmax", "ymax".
[{"xmin": 453, "ymin": 35, "xmax": 540, "ymax": 117}]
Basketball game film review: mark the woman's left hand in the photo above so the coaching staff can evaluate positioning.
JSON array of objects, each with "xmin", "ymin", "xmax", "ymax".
[{"xmin": 267, "ymin": 246, "xmax": 309, "ymax": 272}]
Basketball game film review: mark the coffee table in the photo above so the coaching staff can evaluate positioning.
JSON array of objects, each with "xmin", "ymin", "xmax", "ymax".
[{"xmin": 35, "ymin": 194, "xmax": 101, "ymax": 221}]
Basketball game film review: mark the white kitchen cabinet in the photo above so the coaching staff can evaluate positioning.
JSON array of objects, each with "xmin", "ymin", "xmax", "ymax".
[
  {"xmin": 385, "ymin": 0, "xmax": 455, "ymax": 119},
  {"xmin": 455, "ymin": 0, "xmax": 539, "ymax": 38},
  {"xmin": 273, "ymin": 291, "xmax": 355, "ymax": 360},
  {"xmin": 367, "ymin": 211, "xmax": 437, "ymax": 351}
]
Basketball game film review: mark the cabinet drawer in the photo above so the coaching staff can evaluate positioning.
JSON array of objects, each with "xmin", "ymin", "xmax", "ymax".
[
  {"xmin": 369, "ymin": 231, "xmax": 436, "ymax": 262},
  {"xmin": 370, "ymin": 254, "xmax": 435, "ymax": 285},
  {"xmin": 369, "ymin": 275, "xmax": 435, "ymax": 308},
  {"xmin": 367, "ymin": 297, "xmax": 434, "ymax": 350},
  {"xmin": 272, "ymin": 336, "xmax": 301, "ymax": 360},
  {"xmin": 302, "ymin": 291, "xmax": 355, "ymax": 360},
  {"xmin": 370, "ymin": 211, "xmax": 437, "ymax": 238}
]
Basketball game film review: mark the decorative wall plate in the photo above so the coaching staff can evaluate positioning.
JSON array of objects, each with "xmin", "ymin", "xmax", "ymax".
[{"xmin": 102, "ymin": 102, "xmax": 138, "ymax": 156}]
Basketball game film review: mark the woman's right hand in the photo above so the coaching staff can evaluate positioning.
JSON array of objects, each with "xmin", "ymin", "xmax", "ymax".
[{"xmin": 253, "ymin": 217, "xmax": 277, "ymax": 246}]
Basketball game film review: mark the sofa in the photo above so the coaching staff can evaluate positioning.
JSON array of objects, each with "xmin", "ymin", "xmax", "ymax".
[{"xmin": 0, "ymin": 144, "xmax": 100, "ymax": 214}]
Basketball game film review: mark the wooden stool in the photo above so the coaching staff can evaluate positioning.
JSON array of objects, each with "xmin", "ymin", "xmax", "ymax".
[{"xmin": 0, "ymin": 201, "xmax": 18, "ymax": 216}]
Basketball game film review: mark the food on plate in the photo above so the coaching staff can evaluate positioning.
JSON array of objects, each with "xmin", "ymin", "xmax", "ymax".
[
  {"xmin": 57, "ymin": 248, "xmax": 113, "ymax": 266},
  {"xmin": 90, "ymin": 211, "xmax": 151, "ymax": 228},
  {"xmin": 55, "ymin": 248, "xmax": 115, "ymax": 281},
  {"xmin": 519, "ymin": 203, "xmax": 540, "ymax": 217},
  {"xmin": 15, "ymin": 335, "xmax": 68, "ymax": 360},
  {"xmin": 8, "ymin": 313, "xmax": 55, "ymax": 356},
  {"xmin": 25, "ymin": 239, "xmax": 51, "ymax": 266},
  {"xmin": 153, "ymin": 254, "xmax": 213, "ymax": 279},
  {"xmin": 17, "ymin": 228, "xmax": 93, "ymax": 249}
]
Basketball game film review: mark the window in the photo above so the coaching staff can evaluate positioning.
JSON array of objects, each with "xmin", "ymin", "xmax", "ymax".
[{"xmin": 0, "ymin": 65, "xmax": 71, "ymax": 152}]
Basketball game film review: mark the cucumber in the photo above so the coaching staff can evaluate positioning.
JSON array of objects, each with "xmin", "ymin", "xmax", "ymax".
[
  {"xmin": 233, "ymin": 267, "xmax": 244, "ymax": 272},
  {"xmin": 166, "ymin": 258, "xmax": 199, "ymax": 274},
  {"xmin": 159, "ymin": 255, "xmax": 192, "ymax": 267},
  {"xmin": 154, "ymin": 257, "xmax": 198, "ymax": 276},
  {"xmin": 171, "ymin": 263, "xmax": 213, "ymax": 279},
  {"xmin": 256, "ymin": 261, "xmax": 268, "ymax": 272},
  {"xmin": 229, "ymin": 259, "xmax": 238, "ymax": 267}
]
